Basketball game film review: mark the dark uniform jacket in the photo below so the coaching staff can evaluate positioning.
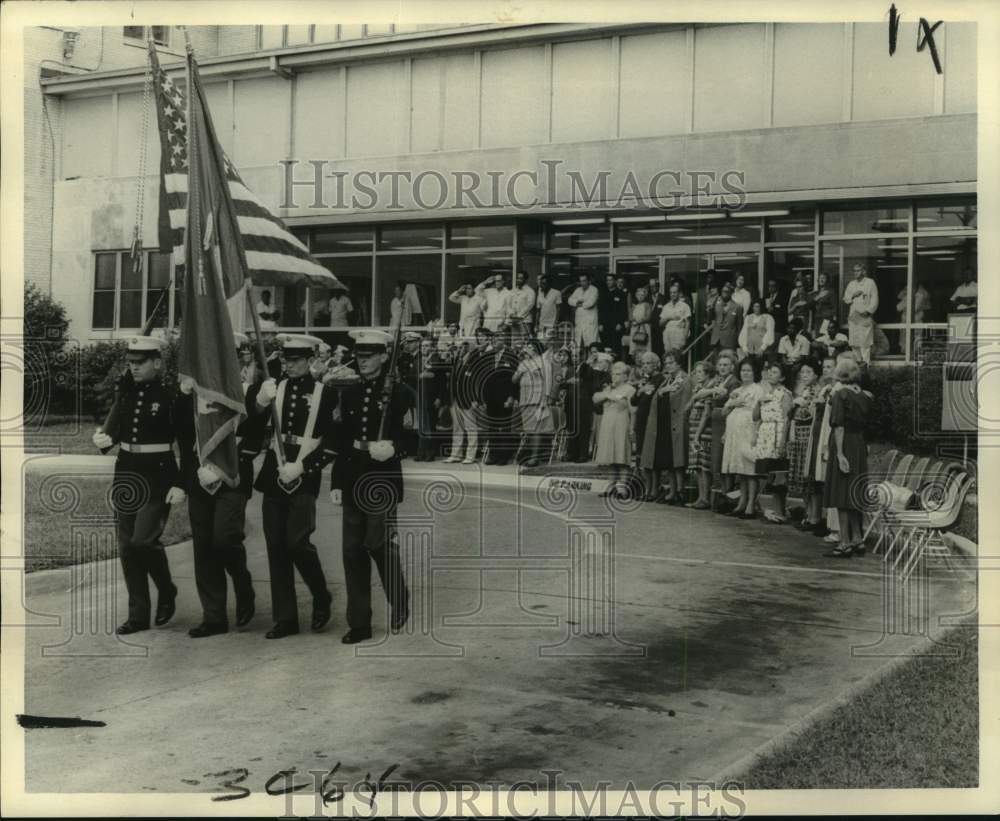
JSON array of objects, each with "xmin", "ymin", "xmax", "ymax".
[
  {"xmin": 253, "ymin": 373, "xmax": 340, "ymax": 498},
  {"xmin": 102, "ymin": 375, "xmax": 184, "ymax": 500},
  {"xmin": 330, "ymin": 370, "xmax": 409, "ymax": 506},
  {"xmin": 474, "ymin": 346, "xmax": 519, "ymax": 409}
]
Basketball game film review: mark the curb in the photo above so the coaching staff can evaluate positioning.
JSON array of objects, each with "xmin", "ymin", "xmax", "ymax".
[{"xmin": 708, "ymin": 621, "xmax": 977, "ymax": 785}]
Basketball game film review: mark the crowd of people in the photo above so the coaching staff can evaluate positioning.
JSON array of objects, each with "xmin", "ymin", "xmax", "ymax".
[{"xmin": 296, "ymin": 283, "xmax": 877, "ymax": 560}]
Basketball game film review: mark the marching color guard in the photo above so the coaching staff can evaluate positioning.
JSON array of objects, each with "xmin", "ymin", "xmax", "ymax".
[
  {"xmin": 252, "ymin": 334, "xmax": 339, "ymax": 640},
  {"xmin": 176, "ymin": 333, "xmax": 265, "ymax": 638},
  {"xmin": 92, "ymin": 335, "xmax": 187, "ymax": 635},
  {"xmin": 331, "ymin": 329, "xmax": 411, "ymax": 644}
]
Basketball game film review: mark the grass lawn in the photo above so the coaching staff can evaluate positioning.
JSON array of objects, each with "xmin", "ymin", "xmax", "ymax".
[
  {"xmin": 22, "ymin": 419, "xmax": 100, "ymax": 455},
  {"xmin": 22, "ymin": 472, "xmax": 191, "ymax": 573},
  {"xmin": 736, "ymin": 625, "xmax": 978, "ymax": 788}
]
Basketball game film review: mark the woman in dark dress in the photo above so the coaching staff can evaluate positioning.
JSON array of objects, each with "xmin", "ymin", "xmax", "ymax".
[
  {"xmin": 648, "ymin": 350, "xmax": 691, "ymax": 504},
  {"xmin": 709, "ymin": 350, "xmax": 740, "ymax": 508},
  {"xmin": 822, "ymin": 358, "xmax": 872, "ymax": 557},
  {"xmin": 631, "ymin": 351, "xmax": 664, "ymax": 500}
]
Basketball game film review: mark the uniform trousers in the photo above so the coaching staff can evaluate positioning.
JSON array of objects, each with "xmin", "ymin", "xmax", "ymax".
[
  {"xmin": 261, "ymin": 493, "xmax": 331, "ymax": 627},
  {"xmin": 116, "ymin": 494, "xmax": 175, "ymax": 626},
  {"xmin": 342, "ymin": 501, "xmax": 409, "ymax": 631},
  {"xmin": 188, "ymin": 484, "xmax": 254, "ymax": 626}
]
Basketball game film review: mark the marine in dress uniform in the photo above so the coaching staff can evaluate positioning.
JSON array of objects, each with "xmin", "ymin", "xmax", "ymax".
[
  {"xmin": 331, "ymin": 329, "xmax": 411, "ymax": 644},
  {"xmin": 252, "ymin": 334, "xmax": 338, "ymax": 639},
  {"xmin": 176, "ymin": 333, "xmax": 264, "ymax": 638},
  {"xmin": 92, "ymin": 336, "xmax": 186, "ymax": 635}
]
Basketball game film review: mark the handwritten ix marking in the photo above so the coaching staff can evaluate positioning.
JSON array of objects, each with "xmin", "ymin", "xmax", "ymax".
[{"xmin": 888, "ymin": 4, "xmax": 944, "ymax": 74}]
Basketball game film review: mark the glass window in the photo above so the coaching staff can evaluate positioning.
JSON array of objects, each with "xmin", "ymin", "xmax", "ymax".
[
  {"xmin": 312, "ymin": 257, "xmax": 373, "ymax": 328},
  {"xmin": 94, "ymin": 252, "xmax": 117, "ymax": 290},
  {"xmin": 876, "ymin": 327, "xmax": 905, "ymax": 358},
  {"xmin": 445, "ymin": 253, "xmax": 513, "ymax": 324},
  {"xmin": 917, "ymin": 199, "xmax": 978, "ymax": 231},
  {"xmin": 549, "ymin": 222, "xmax": 610, "ymax": 252},
  {"xmin": 766, "ymin": 210, "xmax": 816, "ymax": 243},
  {"xmin": 148, "ymin": 251, "xmax": 171, "ymax": 288},
  {"xmin": 821, "ymin": 203, "xmax": 909, "ymax": 235},
  {"xmin": 93, "ymin": 253, "xmax": 116, "ymax": 330},
  {"xmin": 765, "ymin": 248, "xmax": 816, "ymax": 331},
  {"xmin": 274, "ymin": 284, "xmax": 308, "ymax": 328},
  {"xmin": 914, "ymin": 236, "xmax": 977, "ymax": 323},
  {"xmin": 615, "ymin": 219, "xmax": 760, "ymax": 247},
  {"xmin": 545, "ymin": 254, "xmax": 610, "ymax": 300},
  {"xmin": 447, "ymin": 223, "xmax": 513, "ymax": 249},
  {"xmin": 820, "ymin": 238, "xmax": 906, "ymax": 327},
  {"xmin": 615, "ymin": 222, "xmax": 695, "ymax": 248},
  {"xmin": 119, "ymin": 291, "xmax": 142, "ymax": 329},
  {"xmin": 311, "ymin": 226, "xmax": 374, "ymax": 254},
  {"xmin": 150, "ymin": 26, "xmax": 170, "ymax": 46},
  {"xmin": 123, "ymin": 26, "xmax": 144, "ymax": 41},
  {"xmin": 375, "ymin": 254, "xmax": 442, "ymax": 326},
  {"xmin": 378, "ymin": 224, "xmax": 443, "ymax": 251}
]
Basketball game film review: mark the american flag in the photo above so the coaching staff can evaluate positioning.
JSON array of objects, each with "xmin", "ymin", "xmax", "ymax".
[{"xmin": 149, "ymin": 46, "xmax": 340, "ymax": 291}]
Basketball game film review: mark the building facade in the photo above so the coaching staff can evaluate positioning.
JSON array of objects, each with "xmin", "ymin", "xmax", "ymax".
[{"xmin": 33, "ymin": 22, "xmax": 977, "ymax": 361}]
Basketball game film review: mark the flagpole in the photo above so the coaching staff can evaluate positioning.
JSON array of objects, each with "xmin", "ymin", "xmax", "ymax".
[{"xmin": 244, "ymin": 281, "xmax": 289, "ymax": 465}]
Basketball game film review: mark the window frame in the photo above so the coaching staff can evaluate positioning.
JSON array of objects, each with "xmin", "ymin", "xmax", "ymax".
[
  {"xmin": 91, "ymin": 250, "xmax": 179, "ymax": 333},
  {"xmin": 123, "ymin": 26, "xmax": 171, "ymax": 47}
]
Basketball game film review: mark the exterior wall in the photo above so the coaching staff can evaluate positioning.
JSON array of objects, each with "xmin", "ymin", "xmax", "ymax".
[{"xmin": 217, "ymin": 26, "xmax": 258, "ymax": 56}]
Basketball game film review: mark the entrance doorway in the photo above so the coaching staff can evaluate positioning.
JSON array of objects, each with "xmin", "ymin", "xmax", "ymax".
[{"xmin": 615, "ymin": 251, "xmax": 760, "ymax": 358}]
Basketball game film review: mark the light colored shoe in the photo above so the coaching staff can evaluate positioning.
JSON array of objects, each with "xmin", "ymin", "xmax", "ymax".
[
  {"xmin": 444, "ymin": 456, "xmax": 461, "ymax": 463},
  {"xmin": 462, "ymin": 457, "xmax": 475, "ymax": 464},
  {"xmin": 824, "ymin": 532, "xmax": 841, "ymax": 543}
]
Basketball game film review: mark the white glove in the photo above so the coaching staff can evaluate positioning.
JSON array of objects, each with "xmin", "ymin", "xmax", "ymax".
[
  {"xmin": 165, "ymin": 486, "xmax": 186, "ymax": 505},
  {"xmin": 369, "ymin": 440, "xmax": 395, "ymax": 462},
  {"xmin": 197, "ymin": 464, "xmax": 222, "ymax": 492},
  {"xmin": 329, "ymin": 488, "xmax": 342, "ymax": 506},
  {"xmin": 278, "ymin": 461, "xmax": 304, "ymax": 484},
  {"xmin": 92, "ymin": 428, "xmax": 113, "ymax": 450},
  {"xmin": 179, "ymin": 377, "xmax": 195, "ymax": 395},
  {"xmin": 310, "ymin": 360, "xmax": 328, "ymax": 379},
  {"xmin": 256, "ymin": 379, "xmax": 277, "ymax": 407}
]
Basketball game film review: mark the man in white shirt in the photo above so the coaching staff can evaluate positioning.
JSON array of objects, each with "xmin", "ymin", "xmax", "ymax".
[
  {"xmin": 448, "ymin": 282, "xmax": 484, "ymax": 338},
  {"xmin": 950, "ymin": 268, "xmax": 977, "ymax": 314},
  {"xmin": 567, "ymin": 273, "xmax": 600, "ymax": 349},
  {"xmin": 535, "ymin": 275, "xmax": 563, "ymax": 337},
  {"xmin": 328, "ymin": 288, "xmax": 353, "ymax": 327},
  {"xmin": 776, "ymin": 318, "xmax": 811, "ymax": 365},
  {"xmin": 476, "ymin": 274, "xmax": 510, "ymax": 332},
  {"xmin": 506, "ymin": 271, "xmax": 536, "ymax": 334},
  {"xmin": 255, "ymin": 289, "xmax": 279, "ymax": 331}
]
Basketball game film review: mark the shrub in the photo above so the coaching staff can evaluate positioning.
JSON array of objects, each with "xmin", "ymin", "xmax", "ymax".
[{"xmin": 23, "ymin": 284, "xmax": 72, "ymax": 418}]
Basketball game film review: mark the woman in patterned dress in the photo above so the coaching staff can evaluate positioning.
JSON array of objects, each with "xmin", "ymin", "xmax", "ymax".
[
  {"xmin": 685, "ymin": 359, "xmax": 718, "ymax": 510},
  {"xmin": 631, "ymin": 286, "xmax": 653, "ymax": 346},
  {"xmin": 805, "ymin": 356, "xmax": 839, "ymax": 539},
  {"xmin": 822, "ymin": 358, "xmax": 873, "ymax": 557},
  {"xmin": 788, "ymin": 359, "xmax": 821, "ymax": 527},
  {"xmin": 709, "ymin": 350, "xmax": 740, "ymax": 506},
  {"xmin": 659, "ymin": 282, "xmax": 692, "ymax": 356},
  {"xmin": 738, "ymin": 298, "xmax": 776, "ymax": 364},
  {"xmin": 752, "ymin": 361, "xmax": 794, "ymax": 522},
  {"xmin": 721, "ymin": 358, "xmax": 764, "ymax": 518}
]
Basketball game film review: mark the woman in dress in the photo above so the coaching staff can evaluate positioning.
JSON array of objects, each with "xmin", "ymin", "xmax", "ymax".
[
  {"xmin": 787, "ymin": 359, "xmax": 821, "ymax": 528},
  {"xmin": 648, "ymin": 350, "xmax": 692, "ymax": 504},
  {"xmin": 738, "ymin": 298, "xmax": 775, "ymax": 364},
  {"xmin": 721, "ymin": 358, "xmax": 764, "ymax": 518},
  {"xmin": 709, "ymin": 350, "xmax": 741, "ymax": 507},
  {"xmin": 659, "ymin": 282, "xmax": 692, "ymax": 356},
  {"xmin": 807, "ymin": 356, "xmax": 840, "ymax": 542},
  {"xmin": 630, "ymin": 286, "xmax": 653, "ymax": 345},
  {"xmin": 752, "ymin": 361, "xmax": 794, "ymax": 522},
  {"xmin": 808, "ymin": 272, "xmax": 837, "ymax": 337},
  {"xmin": 593, "ymin": 361, "xmax": 637, "ymax": 499},
  {"xmin": 684, "ymin": 359, "xmax": 717, "ymax": 510},
  {"xmin": 822, "ymin": 358, "xmax": 873, "ymax": 557},
  {"xmin": 787, "ymin": 272, "xmax": 812, "ymax": 331},
  {"xmin": 631, "ymin": 351, "xmax": 664, "ymax": 501}
]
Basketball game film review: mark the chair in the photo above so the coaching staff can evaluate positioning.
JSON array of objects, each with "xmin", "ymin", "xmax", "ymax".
[
  {"xmin": 890, "ymin": 453, "xmax": 914, "ymax": 486},
  {"xmin": 903, "ymin": 456, "xmax": 931, "ymax": 491},
  {"xmin": 882, "ymin": 472, "xmax": 975, "ymax": 576}
]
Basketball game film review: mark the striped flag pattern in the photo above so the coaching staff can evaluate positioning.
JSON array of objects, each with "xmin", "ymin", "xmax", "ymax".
[{"xmin": 149, "ymin": 46, "xmax": 340, "ymax": 291}]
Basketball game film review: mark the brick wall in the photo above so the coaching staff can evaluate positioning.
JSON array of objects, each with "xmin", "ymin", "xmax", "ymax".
[{"xmin": 217, "ymin": 26, "xmax": 259, "ymax": 56}]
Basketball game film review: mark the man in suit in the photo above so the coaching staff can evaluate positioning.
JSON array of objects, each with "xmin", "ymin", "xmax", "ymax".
[
  {"xmin": 446, "ymin": 328, "xmax": 490, "ymax": 463},
  {"xmin": 477, "ymin": 327, "xmax": 519, "ymax": 465},
  {"xmin": 710, "ymin": 282, "xmax": 745, "ymax": 352},
  {"xmin": 92, "ymin": 335, "xmax": 187, "ymax": 635},
  {"xmin": 176, "ymin": 332, "xmax": 265, "ymax": 638},
  {"xmin": 252, "ymin": 334, "xmax": 338, "ymax": 639},
  {"xmin": 331, "ymin": 329, "xmax": 411, "ymax": 644}
]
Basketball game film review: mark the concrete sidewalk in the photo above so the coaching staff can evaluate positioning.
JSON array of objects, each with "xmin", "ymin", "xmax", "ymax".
[{"xmin": 19, "ymin": 463, "xmax": 976, "ymax": 795}]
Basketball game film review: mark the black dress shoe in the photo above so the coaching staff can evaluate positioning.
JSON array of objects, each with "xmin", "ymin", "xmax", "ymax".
[
  {"xmin": 390, "ymin": 610, "xmax": 409, "ymax": 633},
  {"xmin": 116, "ymin": 620, "xmax": 149, "ymax": 635},
  {"xmin": 311, "ymin": 597, "xmax": 332, "ymax": 632},
  {"xmin": 265, "ymin": 623, "xmax": 300, "ymax": 639},
  {"xmin": 154, "ymin": 587, "xmax": 178, "ymax": 626},
  {"xmin": 188, "ymin": 622, "xmax": 228, "ymax": 638},
  {"xmin": 341, "ymin": 628, "xmax": 373, "ymax": 644},
  {"xmin": 235, "ymin": 591, "xmax": 256, "ymax": 628}
]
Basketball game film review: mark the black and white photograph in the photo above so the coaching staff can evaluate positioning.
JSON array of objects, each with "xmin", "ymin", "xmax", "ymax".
[{"xmin": 1, "ymin": 0, "xmax": 997, "ymax": 815}]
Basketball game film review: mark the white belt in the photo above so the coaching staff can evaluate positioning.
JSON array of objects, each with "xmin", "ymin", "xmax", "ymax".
[{"xmin": 120, "ymin": 442, "xmax": 171, "ymax": 454}]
